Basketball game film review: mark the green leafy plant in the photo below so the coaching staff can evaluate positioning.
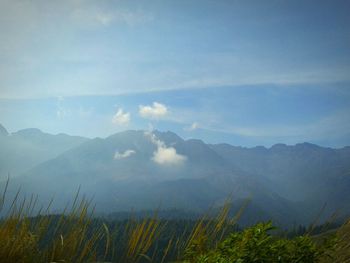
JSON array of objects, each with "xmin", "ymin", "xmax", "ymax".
[{"xmin": 183, "ymin": 221, "xmax": 335, "ymax": 263}]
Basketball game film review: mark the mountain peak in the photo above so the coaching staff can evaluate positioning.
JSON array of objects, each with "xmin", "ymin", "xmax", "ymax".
[
  {"xmin": 153, "ymin": 130, "xmax": 184, "ymax": 143},
  {"xmin": 270, "ymin": 143, "xmax": 288, "ymax": 150},
  {"xmin": 107, "ymin": 130, "xmax": 146, "ymax": 139},
  {"xmin": 13, "ymin": 128, "xmax": 44, "ymax": 137},
  {"xmin": 0, "ymin": 123, "xmax": 9, "ymax": 136},
  {"xmin": 295, "ymin": 142, "xmax": 321, "ymax": 150}
]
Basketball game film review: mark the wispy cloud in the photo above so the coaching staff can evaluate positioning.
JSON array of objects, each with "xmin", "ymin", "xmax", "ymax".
[
  {"xmin": 114, "ymin": 149, "xmax": 136, "ymax": 159},
  {"xmin": 96, "ymin": 13, "xmax": 113, "ymax": 26},
  {"xmin": 56, "ymin": 96, "xmax": 68, "ymax": 119},
  {"xmin": 1, "ymin": 0, "xmax": 349, "ymax": 100},
  {"xmin": 145, "ymin": 131, "xmax": 187, "ymax": 166},
  {"xmin": 112, "ymin": 9, "xmax": 153, "ymax": 26},
  {"xmin": 199, "ymin": 109, "xmax": 350, "ymax": 143},
  {"xmin": 112, "ymin": 108, "xmax": 130, "ymax": 125},
  {"xmin": 139, "ymin": 102, "xmax": 168, "ymax": 119},
  {"xmin": 184, "ymin": 122, "xmax": 199, "ymax": 131},
  {"xmin": 72, "ymin": 7, "xmax": 153, "ymax": 28}
]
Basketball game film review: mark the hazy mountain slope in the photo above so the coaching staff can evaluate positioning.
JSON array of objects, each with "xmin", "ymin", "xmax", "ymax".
[
  {"xmin": 0, "ymin": 124, "xmax": 88, "ymax": 179},
  {"xmin": 18, "ymin": 130, "xmax": 243, "ymax": 185},
  {"xmin": 6, "ymin": 130, "xmax": 294, "ymax": 222},
  {"xmin": 2, "ymin": 129, "xmax": 349, "ymax": 225},
  {"xmin": 209, "ymin": 143, "xmax": 350, "ymax": 218}
]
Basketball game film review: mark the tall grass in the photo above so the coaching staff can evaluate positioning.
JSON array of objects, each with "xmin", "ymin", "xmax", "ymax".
[
  {"xmin": 0, "ymin": 182, "xmax": 105, "ymax": 263},
  {"xmin": 0, "ymin": 179, "xmax": 348, "ymax": 263},
  {"xmin": 0, "ymin": 179, "xmax": 242, "ymax": 263},
  {"xmin": 0, "ymin": 179, "xmax": 163, "ymax": 262}
]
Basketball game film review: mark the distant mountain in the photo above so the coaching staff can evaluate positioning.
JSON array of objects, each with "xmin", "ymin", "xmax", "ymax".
[
  {"xmin": 0, "ymin": 124, "xmax": 88, "ymax": 178},
  {"xmin": 1, "ymin": 127, "xmax": 350, "ymax": 226},
  {"xmin": 209, "ymin": 142, "xmax": 350, "ymax": 219}
]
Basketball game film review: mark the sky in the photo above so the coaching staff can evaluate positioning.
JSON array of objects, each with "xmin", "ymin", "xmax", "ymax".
[{"xmin": 0, "ymin": 0, "xmax": 349, "ymax": 147}]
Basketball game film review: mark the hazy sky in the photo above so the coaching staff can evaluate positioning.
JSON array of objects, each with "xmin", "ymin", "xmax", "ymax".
[{"xmin": 0, "ymin": 0, "xmax": 349, "ymax": 147}]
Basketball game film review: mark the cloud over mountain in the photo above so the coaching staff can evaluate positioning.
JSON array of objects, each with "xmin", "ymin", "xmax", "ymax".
[
  {"xmin": 2, "ymin": 126, "xmax": 350, "ymax": 225},
  {"xmin": 112, "ymin": 108, "xmax": 130, "ymax": 125},
  {"xmin": 145, "ymin": 131, "xmax": 186, "ymax": 165},
  {"xmin": 114, "ymin": 149, "xmax": 136, "ymax": 159},
  {"xmin": 152, "ymin": 145, "xmax": 186, "ymax": 165},
  {"xmin": 185, "ymin": 122, "xmax": 199, "ymax": 131},
  {"xmin": 139, "ymin": 102, "xmax": 168, "ymax": 119}
]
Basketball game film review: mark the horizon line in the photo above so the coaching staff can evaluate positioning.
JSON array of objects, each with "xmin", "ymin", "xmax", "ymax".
[{"xmin": 2, "ymin": 124, "xmax": 349, "ymax": 150}]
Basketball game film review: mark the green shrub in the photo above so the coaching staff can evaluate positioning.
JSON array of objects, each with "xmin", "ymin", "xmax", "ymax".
[{"xmin": 184, "ymin": 222, "xmax": 332, "ymax": 263}]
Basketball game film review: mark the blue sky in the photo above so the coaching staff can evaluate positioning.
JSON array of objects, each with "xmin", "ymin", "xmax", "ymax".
[{"xmin": 0, "ymin": 0, "xmax": 349, "ymax": 147}]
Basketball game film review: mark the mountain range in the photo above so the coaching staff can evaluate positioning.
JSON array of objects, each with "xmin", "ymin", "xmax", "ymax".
[{"xmin": 1, "ymin": 123, "xmax": 349, "ymax": 227}]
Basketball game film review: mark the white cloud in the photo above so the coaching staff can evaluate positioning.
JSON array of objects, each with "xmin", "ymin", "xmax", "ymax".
[
  {"xmin": 71, "ymin": 3, "xmax": 153, "ymax": 28},
  {"xmin": 112, "ymin": 108, "xmax": 130, "ymax": 125},
  {"xmin": 114, "ymin": 149, "xmax": 136, "ymax": 159},
  {"xmin": 139, "ymin": 102, "xmax": 168, "ymax": 119},
  {"xmin": 185, "ymin": 122, "xmax": 199, "ymax": 131},
  {"xmin": 113, "ymin": 10, "xmax": 153, "ymax": 26},
  {"xmin": 152, "ymin": 146, "xmax": 187, "ymax": 165},
  {"xmin": 144, "ymin": 131, "xmax": 187, "ymax": 166},
  {"xmin": 95, "ymin": 12, "xmax": 115, "ymax": 26},
  {"xmin": 197, "ymin": 109, "xmax": 350, "ymax": 145},
  {"xmin": 56, "ymin": 96, "xmax": 68, "ymax": 119}
]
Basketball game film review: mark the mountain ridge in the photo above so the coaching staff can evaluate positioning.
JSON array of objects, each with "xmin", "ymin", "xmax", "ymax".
[{"xmin": 1, "ymin": 124, "xmax": 349, "ymax": 226}]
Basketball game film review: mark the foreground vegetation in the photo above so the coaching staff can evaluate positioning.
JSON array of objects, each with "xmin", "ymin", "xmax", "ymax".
[{"xmin": 0, "ymin": 183, "xmax": 349, "ymax": 262}]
